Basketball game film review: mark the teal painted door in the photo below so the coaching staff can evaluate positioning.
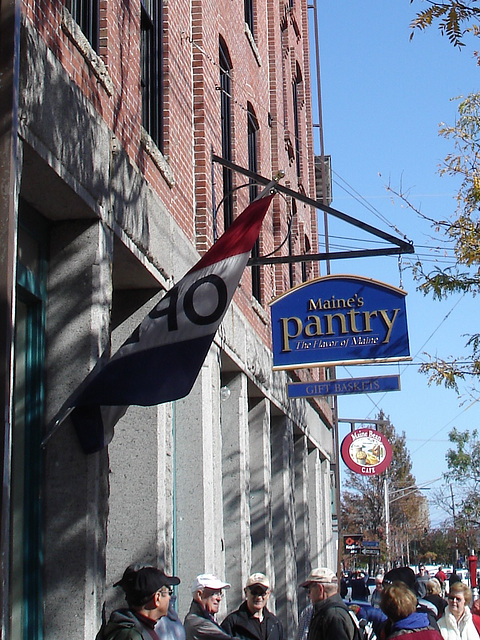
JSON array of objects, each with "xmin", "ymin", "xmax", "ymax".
[{"xmin": 11, "ymin": 202, "xmax": 47, "ymax": 640}]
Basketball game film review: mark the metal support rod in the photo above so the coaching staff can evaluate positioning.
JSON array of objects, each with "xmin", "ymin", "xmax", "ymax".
[
  {"xmin": 450, "ymin": 484, "xmax": 459, "ymax": 567},
  {"xmin": 308, "ymin": 0, "xmax": 330, "ymax": 274},
  {"xmin": 211, "ymin": 155, "xmax": 415, "ymax": 261},
  {"xmin": 385, "ymin": 475, "xmax": 390, "ymax": 570}
]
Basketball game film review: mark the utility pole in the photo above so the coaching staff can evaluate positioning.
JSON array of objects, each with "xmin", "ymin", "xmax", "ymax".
[
  {"xmin": 450, "ymin": 485, "xmax": 459, "ymax": 568},
  {"xmin": 384, "ymin": 475, "xmax": 390, "ymax": 570}
]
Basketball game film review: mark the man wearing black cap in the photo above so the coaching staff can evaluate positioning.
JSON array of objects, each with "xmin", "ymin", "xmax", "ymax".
[{"xmin": 99, "ymin": 565, "xmax": 180, "ymax": 640}]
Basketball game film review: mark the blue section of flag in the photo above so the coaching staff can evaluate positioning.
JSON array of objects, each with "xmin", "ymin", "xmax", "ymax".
[{"xmin": 76, "ymin": 334, "xmax": 215, "ymax": 407}]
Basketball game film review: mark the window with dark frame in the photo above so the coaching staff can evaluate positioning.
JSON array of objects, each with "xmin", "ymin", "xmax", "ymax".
[
  {"xmin": 292, "ymin": 65, "xmax": 302, "ymax": 180},
  {"xmin": 65, "ymin": 0, "xmax": 99, "ymax": 51},
  {"xmin": 245, "ymin": 0, "xmax": 254, "ymax": 36},
  {"xmin": 220, "ymin": 40, "xmax": 234, "ymax": 230},
  {"xmin": 141, "ymin": 0, "xmax": 164, "ymax": 152},
  {"xmin": 301, "ymin": 235, "xmax": 311, "ymax": 282},
  {"xmin": 248, "ymin": 104, "xmax": 261, "ymax": 303},
  {"xmin": 288, "ymin": 200, "xmax": 297, "ymax": 287}
]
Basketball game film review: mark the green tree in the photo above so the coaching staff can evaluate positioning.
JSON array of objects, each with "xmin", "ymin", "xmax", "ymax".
[
  {"xmin": 417, "ymin": 527, "xmax": 452, "ymax": 564},
  {"xmin": 390, "ymin": 90, "xmax": 480, "ymax": 395},
  {"xmin": 410, "ymin": 1, "xmax": 480, "ymax": 50},
  {"xmin": 426, "ymin": 428, "xmax": 480, "ymax": 556},
  {"xmin": 446, "ymin": 427, "xmax": 480, "ymax": 526}
]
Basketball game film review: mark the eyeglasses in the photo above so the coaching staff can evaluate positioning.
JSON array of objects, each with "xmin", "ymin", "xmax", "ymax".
[
  {"xmin": 204, "ymin": 589, "xmax": 223, "ymax": 597},
  {"xmin": 159, "ymin": 587, "xmax": 174, "ymax": 597},
  {"xmin": 248, "ymin": 587, "xmax": 268, "ymax": 597}
]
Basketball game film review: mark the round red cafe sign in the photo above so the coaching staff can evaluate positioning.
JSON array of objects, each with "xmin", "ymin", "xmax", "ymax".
[{"xmin": 341, "ymin": 428, "xmax": 392, "ymax": 475}]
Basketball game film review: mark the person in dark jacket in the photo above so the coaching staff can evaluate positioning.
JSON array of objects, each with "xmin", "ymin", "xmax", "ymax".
[
  {"xmin": 424, "ymin": 580, "xmax": 447, "ymax": 620},
  {"xmin": 351, "ymin": 572, "xmax": 370, "ymax": 602},
  {"xmin": 99, "ymin": 564, "xmax": 180, "ymax": 640},
  {"xmin": 156, "ymin": 595, "xmax": 186, "ymax": 640},
  {"xmin": 221, "ymin": 573, "xmax": 283, "ymax": 640},
  {"xmin": 380, "ymin": 580, "xmax": 443, "ymax": 640},
  {"xmin": 301, "ymin": 567, "xmax": 356, "ymax": 640}
]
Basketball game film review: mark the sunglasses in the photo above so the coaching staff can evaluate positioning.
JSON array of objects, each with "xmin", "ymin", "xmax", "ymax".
[{"xmin": 248, "ymin": 587, "xmax": 268, "ymax": 597}]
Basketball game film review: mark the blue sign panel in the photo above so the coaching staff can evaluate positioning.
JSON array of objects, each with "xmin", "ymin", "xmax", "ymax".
[
  {"xmin": 270, "ymin": 275, "xmax": 410, "ymax": 369},
  {"xmin": 288, "ymin": 375, "xmax": 400, "ymax": 398}
]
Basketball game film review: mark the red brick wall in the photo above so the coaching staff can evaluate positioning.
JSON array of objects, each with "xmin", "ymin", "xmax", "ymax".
[{"xmin": 21, "ymin": 0, "xmax": 320, "ymax": 352}]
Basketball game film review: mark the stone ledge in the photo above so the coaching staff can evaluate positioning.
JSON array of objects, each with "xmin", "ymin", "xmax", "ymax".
[
  {"xmin": 244, "ymin": 23, "xmax": 262, "ymax": 67},
  {"xmin": 61, "ymin": 7, "xmax": 114, "ymax": 96},
  {"xmin": 140, "ymin": 128, "xmax": 176, "ymax": 188}
]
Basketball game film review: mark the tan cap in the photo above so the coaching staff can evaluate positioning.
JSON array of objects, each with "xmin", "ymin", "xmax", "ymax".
[
  {"xmin": 300, "ymin": 567, "xmax": 337, "ymax": 587},
  {"xmin": 246, "ymin": 573, "xmax": 270, "ymax": 589}
]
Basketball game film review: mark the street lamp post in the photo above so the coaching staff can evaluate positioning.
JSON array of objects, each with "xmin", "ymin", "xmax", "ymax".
[{"xmin": 384, "ymin": 480, "xmax": 438, "ymax": 568}]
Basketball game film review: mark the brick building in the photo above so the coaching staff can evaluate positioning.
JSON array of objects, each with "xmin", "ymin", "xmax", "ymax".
[{"xmin": 0, "ymin": 0, "xmax": 336, "ymax": 639}]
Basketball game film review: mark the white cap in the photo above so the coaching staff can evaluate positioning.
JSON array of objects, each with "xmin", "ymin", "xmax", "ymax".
[
  {"xmin": 246, "ymin": 573, "xmax": 270, "ymax": 589},
  {"xmin": 191, "ymin": 573, "xmax": 231, "ymax": 594},
  {"xmin": 300, "ymin": 567, "xmax": 337, "ymax": 587}
]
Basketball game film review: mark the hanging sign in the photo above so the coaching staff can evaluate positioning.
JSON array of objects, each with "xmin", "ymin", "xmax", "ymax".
[
  {"xmin": 344, "ymin": 534, "xmax": 363, "ymax": 554},
  {"xmin": 269, "ymin": 275, "xmax": 410, "ymax": 370},
  {"xmin": 288, "ymin": 374, "xmax": 400, "ymax": 398},
  {"xmin": 341, "ymin": 428, "xmax": 392, "ymax": 475}
]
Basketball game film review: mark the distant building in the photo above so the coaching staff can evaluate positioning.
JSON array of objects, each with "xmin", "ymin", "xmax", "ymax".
[{"xmin": 0, "ymin": 1, "xmax": 336, "ymax": 639}]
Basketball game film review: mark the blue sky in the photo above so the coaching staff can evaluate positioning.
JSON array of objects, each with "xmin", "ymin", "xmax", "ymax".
[{"xmin": 310, "ymin": 0, "xmax": 479, "ymax": 527}]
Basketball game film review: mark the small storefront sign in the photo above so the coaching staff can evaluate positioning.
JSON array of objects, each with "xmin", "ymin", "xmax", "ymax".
[
  {"xmin": 341, "ymin": 428, "xmax": 392, "ymax": 476},
  {"xmin": 288, "ymin": 374, "xmax": 400, "ymax": 398}
]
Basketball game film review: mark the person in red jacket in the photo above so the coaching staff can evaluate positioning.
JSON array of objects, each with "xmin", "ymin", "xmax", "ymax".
[
  {"xmin": 470, "ymin": 599, "xmax": 480, "ymax": 636},
  {"xmin": 435, "ymin": 569, "xmax": 447, "ymax": 586}
]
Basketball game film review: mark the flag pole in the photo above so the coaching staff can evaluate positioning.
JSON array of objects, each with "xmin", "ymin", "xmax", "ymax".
[
  {"xmin": 254, "ymin": 171, "xmax": 284, "ymax": 200},
  {"xmin": 40, "ymin": 405, "xmax": 76, "ymax": 449},
  {"xmin": 40, "ymin": 358, "xmax": 105, "ymax": 449}
]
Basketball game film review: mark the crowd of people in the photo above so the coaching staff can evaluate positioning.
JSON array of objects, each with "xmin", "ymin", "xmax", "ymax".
[
  {"xmin": 341, "ymin": 565, "xmax": 480, "ymax": 640},
  {"xmin": 95, "ymin": 562, "xmax": 480, "ymax": 640}
]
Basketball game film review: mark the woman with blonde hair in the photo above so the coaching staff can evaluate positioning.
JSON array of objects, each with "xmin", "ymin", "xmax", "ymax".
[
  {"xmin": 437, "ymin": 582, "xmax": 478, "ymax": 640},
  {"xmin": 380, "ymin": 581, "xmax": 443, "ymax": 640}
]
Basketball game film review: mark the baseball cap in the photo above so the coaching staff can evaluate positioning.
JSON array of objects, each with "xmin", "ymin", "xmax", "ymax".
[
  {"xmin": 300, "ymin": 567, "xmax": 337, "ymax": 588},
  {"xmin": 191, "ymin": 573, "xmax": 231, "ymax": 594},
  {"xmin": 383, "ymin": 567, "xmax": 416, "ymax": 591},
  {"xmin": 246, "ymin": 573, "xmax": 270, "ymax": 589},
  {"xmin": 114, "ymin": 565, "xmax": 180, "ymax": 603}
]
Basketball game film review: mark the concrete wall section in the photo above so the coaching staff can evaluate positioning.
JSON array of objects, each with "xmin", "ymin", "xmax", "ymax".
[
  {"xmin": 43, "ymin": 219, "xmax": 111, "ymax": 639},
  {"xmin": 174, "ymin": 347, "xmax": 229, "ymax": 618},
  {"xmin": 294, "ymin": 435, "xmax": 311, "ymax": 589},
  {"xmin": 248, "ymin": 399, "xmax": 274, "ymax": 608},
  {"xmin": 271, "ymin": 416, "xmax": 298, "ymax": 638},
  {"xmin": 221, "ymin": 373, "xmax": 251, "ymax": 608}
]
